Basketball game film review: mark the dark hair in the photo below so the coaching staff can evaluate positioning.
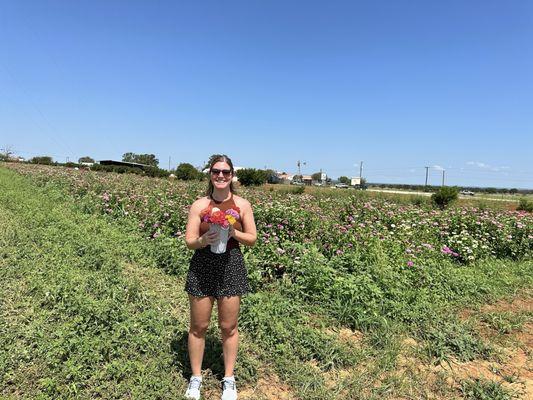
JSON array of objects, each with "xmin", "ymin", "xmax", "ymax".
[{"xmin": 206, "ymin": 154, "xmax": 237, "ymax": 197}]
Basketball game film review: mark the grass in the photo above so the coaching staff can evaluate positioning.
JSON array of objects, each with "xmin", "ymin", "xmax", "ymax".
[
  {"xmin": 1, "ymin": 165, "xmax": 532, "ymax": 399},
  {"xmin": 460, "ymin": 378, "xmax": 516, "ymax": 400},
  {"xmin": 262, "ymin": 183, "xmax": 520, "ymax": 210},
  {"xmin": 480, "ymin": 312, "xmax": 528, "ymax": 335},
  {"xmin": 0, "ymin": 168, "xmax": 189, "ymax": 398}
]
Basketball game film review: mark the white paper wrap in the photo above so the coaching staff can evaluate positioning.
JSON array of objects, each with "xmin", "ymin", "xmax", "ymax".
[{"xmin": 209, "ymin": 223, "xmax": 229, "ymax": 253}]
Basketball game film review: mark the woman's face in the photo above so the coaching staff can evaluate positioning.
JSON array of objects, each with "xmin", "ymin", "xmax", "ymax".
[{"xmin": 210, "ymin": 161, "xmax": 233, "ymax": 190}]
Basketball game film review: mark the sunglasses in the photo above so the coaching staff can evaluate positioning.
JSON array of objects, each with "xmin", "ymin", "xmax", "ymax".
[{"xmin": 210, "ymin": 168, "xmax": 232, "ymax": 177}]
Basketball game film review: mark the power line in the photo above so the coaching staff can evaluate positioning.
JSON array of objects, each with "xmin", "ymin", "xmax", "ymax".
[{"xmin": 1, "ymin": 63, "xmax": 74, "ymax": 157}]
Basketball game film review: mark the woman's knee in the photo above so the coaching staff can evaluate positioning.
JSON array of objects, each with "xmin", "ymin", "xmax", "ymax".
[
  {"xmin": 219, "ymin": 322, "xmax": 238, "ymax": 337},
  {"xmin": 189, "ymin": 322, "xmax": 209, "ymax": 337}
]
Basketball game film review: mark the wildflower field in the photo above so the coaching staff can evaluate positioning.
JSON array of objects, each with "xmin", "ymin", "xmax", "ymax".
[{"xmin": 1, "ymin": 163, "xmax": 532, "ymax": 399}]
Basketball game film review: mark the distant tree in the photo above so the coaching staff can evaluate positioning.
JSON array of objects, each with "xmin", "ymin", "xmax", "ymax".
[
  {"xmin": 312, "ymin": 172, "xmax": 322, "ymax": 181},
  {"xmin": 122, "ymin": 152, "xmax": 136, "ymax": 163},
  {"xmin": 175, "ymin": 163, "xmax": 203, "ymax": 180},
  {"xmin": 122, "ymin": 152, "xmax": 159, "ymax": 167},
  {"xmin": 236, "ymin": 168, "xmax": 268, "ymax": 186},
  {"xmin": 203, "ymin": 154, "xmax": 228, "ymax": 171},
  {"xmin": 509, "ymin": 188, "xmax": 518, "ymax": 195},
  {"xmin": 338, "ymin": 176, "xmax": 350, "ymax": 184},
  {"xmin": 78, "ymin": 156, "xmax": 95, "ymax": 163},
  {"xmin": 292, "ymin": 174, "xmax": 303, "ymax": 182},
  {"xmin": 30, "ymin": 156, "xmax": 53, "ymax": 165},
  {"xmin": 1, "ymin": 145, "xmax": 15, "ymax": 160}
]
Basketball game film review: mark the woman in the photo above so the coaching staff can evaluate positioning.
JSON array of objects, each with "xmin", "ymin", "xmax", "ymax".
[{"xmin": 184, "ymin": 154, "xmax": 257, "ymax": 400}]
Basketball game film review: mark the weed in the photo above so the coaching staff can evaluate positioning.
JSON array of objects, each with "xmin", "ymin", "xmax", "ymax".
[
  {"xmin": 460, "ymin": 378, "xmax": 515, "ymax": 400},
  {"xmin": 481, "ymin": 312, "xmax": 527, "ymax": 334}
]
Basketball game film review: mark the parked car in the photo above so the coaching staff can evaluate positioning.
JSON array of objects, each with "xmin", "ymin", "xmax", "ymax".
[
  {"xmin": 460, "ymin": 190, "xmax": 475, "ymax": 196},
  {"xmin": 291, "ymin": 181, "xmax": 305, "ymax": 186},
  {"xmin": 335, "ymin": 183, "xmax": 349, "ymax": 189}
]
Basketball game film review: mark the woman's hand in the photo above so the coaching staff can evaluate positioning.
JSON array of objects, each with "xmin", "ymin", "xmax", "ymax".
[
  {"xmin": 199, "ymin": 230, "xmax": 219, "ymax": 247},
  {"xmin": 228, "ymin": 224, "xmax": 236, "ymax": 239}
]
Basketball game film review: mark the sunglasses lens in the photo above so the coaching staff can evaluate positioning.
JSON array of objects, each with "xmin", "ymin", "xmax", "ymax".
[{"xmin": 211, "ymin": 169, "xmax": 231, "ymax": 176}]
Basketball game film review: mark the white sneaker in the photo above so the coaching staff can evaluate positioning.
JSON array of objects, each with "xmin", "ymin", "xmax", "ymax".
[
  {"xmin": 185, "ymin": 376, "xmax": 202, "ymax": 400},
  {"xmin": 221, "ymin": 377, "xmax": 237, "ymax": 400}
]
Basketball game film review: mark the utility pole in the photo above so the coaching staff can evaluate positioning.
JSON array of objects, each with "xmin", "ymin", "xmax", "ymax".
[
  {"xmin": 297, "ymin": 160, "xmax": 306, "ymax": 176},
  {"xmin": 425, "ymin": 166, "xmax": 429, "ymax": 189},
  {"xmin": 66, "ymin": 156, "xmax": 69, "ymax": 163},
  {"xmin": 359, "ymin": 161, "xmax": 363, "ymax": 178},
  {"xmin": 168, "ymin": 156, "xmax": 171, "ymax": 171},
  {"xmin": 442, "ymin": 170, "xmax": 445, "ymax": 187}
]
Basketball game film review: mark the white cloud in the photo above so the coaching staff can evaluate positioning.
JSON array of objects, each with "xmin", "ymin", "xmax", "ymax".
[
  {"xmin": 432, "ymin": 165, "xmax": 445, "ymax": 171},
  {"xmin": 465, "ymin": 161, "xmax": 510, "ymax": 172}
]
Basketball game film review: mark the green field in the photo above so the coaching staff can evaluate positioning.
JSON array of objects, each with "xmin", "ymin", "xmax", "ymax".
[{"xmin": 1, "ymin": 164, "xmax": 532, "ymax": 399}]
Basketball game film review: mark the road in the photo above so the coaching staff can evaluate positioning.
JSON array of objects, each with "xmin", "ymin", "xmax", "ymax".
[{"xmin": 366, "ymin": 188, "xmax": 519, "ymax": 203}]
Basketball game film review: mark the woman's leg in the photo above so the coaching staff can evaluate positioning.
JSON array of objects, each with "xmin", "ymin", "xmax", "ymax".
[
  {"xmin": 217, "ymin": 295, "xmax": 241, "ymax": 377},
  {"xmin": 188, "ymin": 294, "xmax": 215, "ymax": 376}
]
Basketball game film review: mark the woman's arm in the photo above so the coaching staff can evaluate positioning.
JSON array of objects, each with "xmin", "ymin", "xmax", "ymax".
[
  {"xmin": 185, "ymin": 200, "xmax": 219, "ymax": 250},
  {"xmin": 231, "ymin": 199, "xmax": 257, "ymax": 247}
]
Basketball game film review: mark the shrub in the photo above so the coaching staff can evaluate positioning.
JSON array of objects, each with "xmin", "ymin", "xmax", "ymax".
[
  {"xmin": 338, "ymin": 176, "xmax": 350, "ymax": 184},
  {"xmin": 277, "ymin": 186, "xmax": 305, "ymax": 195},
  {"xmin": 91, "ymin": 164, "xmax": 142, "ymax": 175},
  {"xmin": 78, "ymin": 156, "xmax": 95, "ymax": 163},
  {"xmin": 30, "ymin": 156, "xmax": 53, "ymax": 165},
  {"xmin": 517, "ymin": 197, "xmax": 533, "ymax": 212},
  {"xmin": 292, "ymin": 185, "xmax": 305, "ymax": 194},
  {"xmin": 432, "ymin": 186, "xmax": 459, "ymax": 209},
  {"xmin": 410, "ymin": 195, "xmax": 428, "ymax": 207},
  {"xmin": 175, "ymin": 163, "xmax": 203, "ymax": 181},
  {"xmin": 144, "ymin": 166, "xmax": 170, "ymax": 178},
  {"xmin": 236, "ymin": 168, "xmax": 268, "ymax": 186}
]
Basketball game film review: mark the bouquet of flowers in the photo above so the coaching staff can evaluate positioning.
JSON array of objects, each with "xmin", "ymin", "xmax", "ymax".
[{"xmin": 200, "ymin": 206, "xmax": 241, "ymax": 253}]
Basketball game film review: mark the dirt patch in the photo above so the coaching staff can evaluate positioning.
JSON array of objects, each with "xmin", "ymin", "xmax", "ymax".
[
  {"xmin": 480, "ymin": 297, "xmax": 533, "ymax": 315},
  {"xmin": 338, "ymin": 327, "xmax": 364, "ymax": 344},
  {"xmin": 432, "ymin": 346, "xmax": 532, "ymax": 399},
  {"xmin": 441, "ymin": 295, "xmax": 533, "ymax": 399},
  {"xmin": 516, "ymin": 322, "xmax": 533, "ymax": 349},
  {"xmin": 324, "ymin": 326, "xmax": 364, "ymax": 346},
  {"xmin": 459, "ymin": 295, "xmax": 533, "ymax": 322},
  {"xmin": 239, "ymin": 372, "xmax": 297, "ymax": 400}
]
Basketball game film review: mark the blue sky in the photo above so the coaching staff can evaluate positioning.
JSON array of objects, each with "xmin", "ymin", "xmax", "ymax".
[{"xmin": 1, "ymin": 0, "xmax": 532, "ymax": 188}]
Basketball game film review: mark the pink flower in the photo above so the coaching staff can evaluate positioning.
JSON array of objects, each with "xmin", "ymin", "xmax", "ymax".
[
  {"xmin": 225, "ymin": 208, "xmax": 240, "ymax": 219},
  {"xmin": 407, "ymin": 261, "xmax": 414, "ymax": 267}
]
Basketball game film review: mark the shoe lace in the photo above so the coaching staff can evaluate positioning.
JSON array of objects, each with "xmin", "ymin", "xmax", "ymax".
[
  {"xmin": 222, "ymin": 379, "xmax": 236, "ymax": 391},
  {"xmin": 188, "ymin": 377, "xmax": 202, "ymax": 390}
]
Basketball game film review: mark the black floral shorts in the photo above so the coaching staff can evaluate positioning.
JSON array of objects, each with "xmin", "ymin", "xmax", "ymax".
[{"xmin": 185, "ymin": 246, "xmax": 251, "ymax": 298}]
